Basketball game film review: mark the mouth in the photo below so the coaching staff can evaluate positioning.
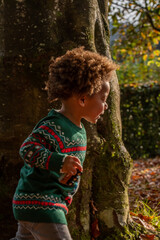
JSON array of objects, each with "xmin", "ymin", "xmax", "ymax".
[
  {"xmin": 97, "ymin": 112, "xmax": 104, "ymax": 119},
  {"xmin": 95, "ymin": 115, "xmax": 102, "ymax": 122},
  {"xmin": 96, "ymin": 113, "xmax": 104, "ymax": 122}
]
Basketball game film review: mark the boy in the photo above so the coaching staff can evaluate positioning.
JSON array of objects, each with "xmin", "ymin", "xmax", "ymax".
[{"xmin": 11, "ymin": 47, "xmax": 117, "ymax": 240}]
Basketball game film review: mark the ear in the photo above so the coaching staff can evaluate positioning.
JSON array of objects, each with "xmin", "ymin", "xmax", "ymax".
[{"xmin": 79, "ymin": 95, "xmax": 86, "ymax": 107}]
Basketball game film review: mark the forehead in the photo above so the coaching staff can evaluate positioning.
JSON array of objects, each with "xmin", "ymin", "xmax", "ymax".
[
  {"xmin": 86, "ymin": 81, "xmax": 110, "ymax": 99},
  {"xmin": 100, "ymin": 81, "xmax": 110, "ymax": 94}
]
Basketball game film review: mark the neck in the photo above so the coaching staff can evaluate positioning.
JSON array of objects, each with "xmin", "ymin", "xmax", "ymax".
[{"xmin": 59, "ymin": 103, "xmax": 82, "ymax": 128}]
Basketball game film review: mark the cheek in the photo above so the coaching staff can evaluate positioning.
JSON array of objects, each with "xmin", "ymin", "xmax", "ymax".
[{"xmin": 95, "ymin": 103, "xmax": 104, "ymax": 114}]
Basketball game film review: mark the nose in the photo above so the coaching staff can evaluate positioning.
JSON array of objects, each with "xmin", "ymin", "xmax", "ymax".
[{"xmin": 104, "ymin": 102, "xmax": 108, "ymax": 110}]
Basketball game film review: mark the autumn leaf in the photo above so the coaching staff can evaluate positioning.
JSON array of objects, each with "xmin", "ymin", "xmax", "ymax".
[
  {"xmin": 132, "ymin": 216, "xmax": 156, "ymax": 231},
  {"xmin": 140, "ymin": 234, "xmax": 155, "ymax": 240},
  {"xmin": 151, "ymin": 178, "xmax": 156, "ymax": 182},
  {"xmin": 91, "ymin": 219, "xmax": 100, "ymax": 239},
  {"xmin": 143, "ymin": 55, "xmax": 148, "ymax": 61},
  {"xmin": 153, "ymin": 38, "xmax": 159, "ymax": 45},
  {"xmin": 153, "ymin": 50, "xmax": 160, "ymax": 56},
  {"xmin": 147, "ymin": 42, "xmax": 152, "ymax": 51},
  {"xmin": 120, "ymin": 49, "xmax": 126, "ymax": 53},
  {"xmin": 90, "ymin": 200, "xmax": 98, "ymax": 215},
  {"xmin": 130, "ymin": 212, "xmax": 153, "ymax": 223},
  {"xmin": 130, "ymin": 211, "xmax": 137, "ymax": 216},
  {"xmin": 132, "ymin": 175, "xmax": 141, "ymax": 180},
  {"xmin": 138, "ymin": 213, "xmax": 153, "ymax": 223},
  {"xmin": 141, "ymin": 32, "xmax": 146, "ymax": 39},
  {"xmin": 134, "ymin": 163, "xmax": 140, "ymax": 167}
]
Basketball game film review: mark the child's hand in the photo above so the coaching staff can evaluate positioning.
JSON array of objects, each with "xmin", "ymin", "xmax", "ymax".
[{"xmin": 61, "ymin": 156, "xmax": 83, "ymax": 175}]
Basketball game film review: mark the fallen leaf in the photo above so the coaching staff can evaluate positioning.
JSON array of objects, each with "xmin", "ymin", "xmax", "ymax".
[
  {"xmin": 138, "ymin": 213, "xmax": 153, "ymax": 223},
  {"xmin": 140, "ymin": 234, "xmax": 155, "ymax": 240},
  {"xmin": 134, "ymin": 163, "xmax": 140, "ymax": 167},
  {"xmin": 129, "ymin": 157, "xmax": 160, "ymax": 211},
  {"xmin": 132, "ymin": 175, "xmax": 141, "ymax": 180},
  {"xmin": 151, "ymin": 178, "xmax": 156, "ymax": 182},
  {"xmin": 90, "ymin": 200, "xmax": 98, "ymax": 215},
  {"xmin": 132, "ymin": 216, "xmax": 156, "ymax": 231},
  {"xmin": 130, "ymin": 211, "xmax": 137, "ymax": 216},
  {"xmin": 91, "ymin": 219, "xmax": 100, "ymax": 238}
]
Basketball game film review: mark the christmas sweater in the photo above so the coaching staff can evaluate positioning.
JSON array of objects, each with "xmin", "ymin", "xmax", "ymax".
[{"xmin": 12, "ymin": 109, "xmax": 87, "ymax": 224}]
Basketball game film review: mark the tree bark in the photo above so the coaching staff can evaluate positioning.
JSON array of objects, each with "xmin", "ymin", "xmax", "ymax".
[{"xmin": 0, "ymin": 0, "xmax": 133, "ymax": 239}]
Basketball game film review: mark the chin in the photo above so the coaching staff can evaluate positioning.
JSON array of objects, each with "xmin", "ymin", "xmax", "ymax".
[
  {"xmin": 84, "ymin": 117, "xmax": 98, "ymax": 124},
  {"xmin": 90, "ymin": 119, "xmax": 98, "ymax": 124}
]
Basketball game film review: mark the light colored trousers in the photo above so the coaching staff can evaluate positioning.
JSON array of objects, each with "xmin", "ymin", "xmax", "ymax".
[{"xmin": 10, "ymin": 221, "xmax": 72, "ymax": 240}]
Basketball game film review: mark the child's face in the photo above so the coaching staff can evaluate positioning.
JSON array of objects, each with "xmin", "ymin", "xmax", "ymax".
[{"xmin": 83, "ymin": 81, "xmax": 110, "ymax": 124}]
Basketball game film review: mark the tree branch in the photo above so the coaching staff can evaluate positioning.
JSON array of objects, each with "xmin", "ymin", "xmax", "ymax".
[
  {"xmin": 145, "ymin": 11, "xmax": 160, "ymax": 32},
  {"xmin": 143, "ymin": 0, "xmax": 160, "ymax": 31},
  {"xmin": 131, "ymin": 0, "xmax": 146, "ymax": 10},
  {"xmin": 111, "ymin": 2, "xmax": 140, "ymax": 13},
  {"xmin": 111, "ymin": 0, "xmax": 160, "ymax": 32}
]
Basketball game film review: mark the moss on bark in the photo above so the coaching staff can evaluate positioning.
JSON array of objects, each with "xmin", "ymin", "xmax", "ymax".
[{"xmin": 98, "ymin": 219, "xmax": 144, "ymax": 240}]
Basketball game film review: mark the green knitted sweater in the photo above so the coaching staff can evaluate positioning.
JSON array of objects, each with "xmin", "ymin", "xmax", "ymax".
[{"xmin": 13, "ymin": 109, "xmax": 87, "ymax": 224}]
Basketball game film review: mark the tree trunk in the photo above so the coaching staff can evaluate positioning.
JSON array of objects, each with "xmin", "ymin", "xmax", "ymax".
[{"xmin": 0, "ymin": 0, "xmax": 134, "ymax": 239}]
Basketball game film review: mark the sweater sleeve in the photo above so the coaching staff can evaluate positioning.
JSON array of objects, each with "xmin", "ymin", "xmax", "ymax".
[{"xmin": 19, "ymin": 123, "xmax": 67, "ymax": 173}]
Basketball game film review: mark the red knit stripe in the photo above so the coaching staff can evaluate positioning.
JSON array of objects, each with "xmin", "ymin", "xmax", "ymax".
[
  {"xmin": 46, "ymin": 154, "xmax": 51, "ymax": 170},
  {"xmin": 32, "ymin": 133, "xmax": 52, "ymax": 150},
  {"xmin": 30, "ymin": 151, "xmax": 41, "ymax": 167},
  {"xmin": 13, "ymin": 200, "xmax": 68, "ymax": 213},
  {"xmin": 65, "ymin": 196, "xmax": 72, "ymax": 205},
  {"xmin": 39, "ymin": 125, "xmax": 64, "ymax": 150},
  {"xmin": 61, "ymin": 146, "xmax": 87, "ymax": 153},
  {"xmin": 21, "ymin": 142, "xmax": 42, "ymax": 148}
]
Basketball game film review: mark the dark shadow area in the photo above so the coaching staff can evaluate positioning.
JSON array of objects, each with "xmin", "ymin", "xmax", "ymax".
[{"xmin": 0, "ymin": 156, "xmax": 22, "ymax": 240}]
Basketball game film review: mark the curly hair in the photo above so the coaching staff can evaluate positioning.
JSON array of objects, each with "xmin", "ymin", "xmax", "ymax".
[{"xmin": 46, "ymin": 47, "xmax": 118, "ymax": 101}]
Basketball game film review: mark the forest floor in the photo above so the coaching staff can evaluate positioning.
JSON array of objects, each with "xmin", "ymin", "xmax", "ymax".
[
  {"xmin": 0, "ymin": 156, "xmax": 159, "ymax": 240},
  {"xmin": 128, "ymin": 156, "xmax": 160, "ymax": 240}
]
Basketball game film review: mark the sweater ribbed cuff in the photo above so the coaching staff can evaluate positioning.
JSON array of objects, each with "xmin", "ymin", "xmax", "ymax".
[{"xmin": 48, "ymin": 152, "xmax": 67, "ymax": 173}]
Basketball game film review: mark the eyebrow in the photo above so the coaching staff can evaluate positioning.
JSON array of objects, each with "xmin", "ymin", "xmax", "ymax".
[{"xmin": 101, "ymin": 88, "xmax": 109, "ymax": 95}]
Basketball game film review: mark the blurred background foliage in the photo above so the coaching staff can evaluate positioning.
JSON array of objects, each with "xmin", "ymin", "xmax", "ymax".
[
  {"xmin": 108, "ymin": 0, "xmax": 160, "ymax": 159},
  {"xmin": 120, "ymin": 82, "xmax": 160, "ymax": 159}
]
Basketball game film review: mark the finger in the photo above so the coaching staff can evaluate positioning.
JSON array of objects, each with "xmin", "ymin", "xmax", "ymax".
[
  {"xmin": 71, "ymin": 169, "xmax": 77, "ymax": 175},
  {"xmin": 73, "ymin": 161, "xmax": 83, "ymax": 172},
  {"xmin": 67, "ymin": 166, "xmax": 77, "ymax": 175},
  {"xmin": 71, "ymin": 157, "xmax": 83, "ymax": 171},
  {"xmin": 70, "ymin": 156, "xmax": 81, "ymax": 164}
]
